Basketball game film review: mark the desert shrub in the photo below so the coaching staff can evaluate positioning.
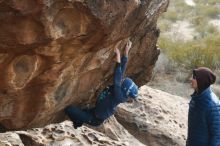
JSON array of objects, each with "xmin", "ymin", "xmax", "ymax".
[
  {"xmin": 207, "ymin": 0, "xmax": 220, "ymax": 4},
  {"xmin": 194, "ymin": 4, "xmax": 220, "ymax": 18},
  {"xmin": 162, "ymin": 11, "xmax": 179, "ymax": 22},
  {"xmin": 160, "ymin": 0, "xmax": 191, "ymax": 22},
  {"xmin": 157, "ymin": 0, "xmax": 220, "ymax": 70},
  {"xmin": 158, "ymin": 20, "xmax": 171, "ymax": 32},
  {"xmin": 194, "ymin": 0, "xmax": 220, "ymax": 5},
  {"xmin": 195, "ymin": 24, "xmax": 219, "ymax": 40},
  {"xmin": 190, "ymin": 16, "xmax": 208, "ymax": 26},
  {"xmin": 158, "ymin": 33, "xmax": 220, "ymax": 70}
]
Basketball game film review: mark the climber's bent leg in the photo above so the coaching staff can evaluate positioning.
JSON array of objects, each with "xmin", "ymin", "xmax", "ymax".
[
  {"xmin": 65, "ymin": 106, "xmax": 104, "ymax": 128},
  {"xmin": 82, "ymin": 108, "xmax": 105, "ymax": 126},
  {"xmin": 65, "ymin": 106, "xmax": 88, "ymax": 128}
]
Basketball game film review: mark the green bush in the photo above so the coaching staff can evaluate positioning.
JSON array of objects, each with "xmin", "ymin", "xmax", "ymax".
[
  {"xmin": 162, "ymin": 11, "xmax": 179, "ymax": 22},
  {"xmin": 200, "ymin": 6, "xmax": 220, "ymax": 18},
  {"xmin": 190, "ymin": 16, "xmax": 208, "ymax": 26},
  {"xmin": 158, "ymin": 33, "xmax": 220, "ymax": 70},
  {"xmin": 194, "ymin": 0, "xmax": 220, "ymax": 5},
  {"xmin": 161, "ymin": 0, "xmax": 193, "ymax": 22},
  {"xmin": 157, "ymin": 20, "xmax": 171, "ymax": 32},
  {"xmin": 195, "ymin": 24, "xmax": 219, "ymax": 39},
  {"xmin": 161, "ymin": 0, "xmax": 220, "ymax": 23},
  {"xmin": 208, "ymin": 0, "xmax": 220, "ymax": 4},
  {"xmin": 157, "ymin": 0, "xmax": 220, "ymax": 70}
]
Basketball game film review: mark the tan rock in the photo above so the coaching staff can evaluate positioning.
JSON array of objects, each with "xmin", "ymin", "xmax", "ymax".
[
  {"xmin": 0, "ymin": 121, "xmax": 139, "ymax": 146},
  {"xmin": 0, "ymin": 0, "xmax": 169, "ymax": 129},
  {"xmin": 93, "ymin": 116, "xmax": 146, "ymax": 146},
  {"xmin": 116, "ymin": 86, "xmax": 189, "ymax": 146},
  {"xmin": 0, "ymin": 132, "xmax": 24, "ymax": 146},
  {"xmin": 0, "ymin": 86, "xmax": 188, "ymax": 146}
]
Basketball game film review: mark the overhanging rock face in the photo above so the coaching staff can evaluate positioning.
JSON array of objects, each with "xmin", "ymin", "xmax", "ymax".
[{"xmin": 0, "ymin": 0, "xmax": 169, "ymax": 129}]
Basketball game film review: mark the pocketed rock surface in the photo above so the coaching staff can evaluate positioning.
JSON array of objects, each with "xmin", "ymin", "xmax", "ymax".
[
  {"xmin": 116, "ymin": 86, "xmax": 188, "ymax": 146},
  {"xmin": 0, "ymin": 0, "xmax": 169, "ymax": 129},
  {"xmin": 0, "ymin": 86, "xmax": 188, "ymax": 146}
]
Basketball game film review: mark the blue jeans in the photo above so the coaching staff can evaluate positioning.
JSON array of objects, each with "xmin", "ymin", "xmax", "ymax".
[{"xmin": 65, "ymin": 106, "xmax": 104, "ymax": 129}]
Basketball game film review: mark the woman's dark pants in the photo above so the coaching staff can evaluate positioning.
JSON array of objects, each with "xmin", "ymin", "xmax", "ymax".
[{"xmin": 65, "ymin": 106, "xmax": 104, "ymax": 129}]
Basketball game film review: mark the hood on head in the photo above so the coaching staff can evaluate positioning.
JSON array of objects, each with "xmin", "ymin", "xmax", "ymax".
[
  {"xmin": 193, "ymin": 67, "xmax": 216, "ymax": 94},
  {"xmin": 122, "ymin": 77, "xmax": 138, "ymax": 98}
]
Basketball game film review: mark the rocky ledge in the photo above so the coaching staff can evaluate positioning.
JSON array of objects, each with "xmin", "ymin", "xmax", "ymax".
[
  {"xmin": 0, "ymin": 86, "xmax": 188, "ymax": 146},
  {"xmin": 0, "ymin": 0, "xmax": 169, "ymax": 130}
]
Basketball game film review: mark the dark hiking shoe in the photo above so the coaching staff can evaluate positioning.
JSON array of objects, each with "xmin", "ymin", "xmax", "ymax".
[
  {"xmin": 0, "ymin": 123, "xmax": 7, "ymax": 133},
  {"xmin": 73, "ymin": 122, "xmax": 83, "ymax": 129}
]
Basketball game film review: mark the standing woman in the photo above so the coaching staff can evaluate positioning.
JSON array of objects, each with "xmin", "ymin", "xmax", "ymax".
[{"xmin": 187, "ymin": 67, "xmax": 220, "ymax": 146}]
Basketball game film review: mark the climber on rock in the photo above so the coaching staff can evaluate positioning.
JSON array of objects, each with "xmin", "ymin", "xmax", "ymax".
[{"xmin": 65, "ymin": 40, "xmax": 138, "ymax": 129}]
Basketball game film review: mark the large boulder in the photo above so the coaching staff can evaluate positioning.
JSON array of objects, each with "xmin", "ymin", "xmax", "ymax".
[
  {"xmin": 0, "ymin": 86, "xmax": 188, "ymax": 146},
  {"xmin": 116, "ymin": 86, "xmax": 188, "ymax": 146},
  {"xmin": 0, "ymin": 121, "xmax": 143, "ymax": 146},
  {"xmin": 0, "ymin": 0, "xmax": 169, "ymax": 129}
]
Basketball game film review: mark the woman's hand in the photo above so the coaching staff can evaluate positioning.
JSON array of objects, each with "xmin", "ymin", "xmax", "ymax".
[
  {"xmin": 124, "ymin": 40, "xmax": 132, "ymax": 57},
  {"xmin": 114, "ymin": 47, "xmax": 121, "ymax": 63}
]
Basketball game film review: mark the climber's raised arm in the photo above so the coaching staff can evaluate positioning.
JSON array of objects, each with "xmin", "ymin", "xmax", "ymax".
[
  {"xmin": 114, "ymin": 47, "xmax": 122, "ymax": 87},
  {"xmin": 121, "ymin": 40, "xmax": 132, "ymax": 77},
  {"xmin": 124, "ymin": 40, "xmax": 132, "ymax": 58}
]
